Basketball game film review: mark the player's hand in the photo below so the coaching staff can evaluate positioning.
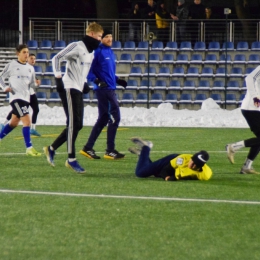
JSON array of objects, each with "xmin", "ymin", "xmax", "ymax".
[
  {"xmin": 165, "ymin": 176, "xmax": 176, "ymax": 181},
  {"xmin": 4, "ymin": 86, "xmax": 14, "ymax": 94},
  {"xmin": 253, "ymin": 97, "xmax": 260, "ymax": 107},
  {"xmin": 116, "ymin": 79, "xmax": 127, "ymax": 88},
  {"xmin": 36, "ymin": 79, "xmax": 41, "ymax": 86},
  {"xmin": 94, "ymin": 78, "xmax": 107, "ymax": 88}
]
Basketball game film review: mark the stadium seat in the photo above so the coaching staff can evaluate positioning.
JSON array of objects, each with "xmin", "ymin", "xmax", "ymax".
[
  {"xmin": 126, "ymin": 79, "xmax": 138, "ymax": 90},
  {"xmin": 212, "ymin": 80, "xmax": 225, "ymax": 91},
  {"xmin": 186, "ymin": 67, "xmax": 199, "ymax": 78},
  {"xmin": 165, "ymin": 93, "xmax": 178, "ymax": 107},
  {"xmin": 224, "ymin": 93, "xmax": 237, "ymax": 109},
  {"xmin": 36, "ymin": 92, "xmax": 47, "ymax": 103},
  {"xmin": 143, "ymin": 67, "xmax": 157, "ymax": 77},
  {"xmin": 236, "ymin": 41, "xmax": 249, "ymax": 51},
  {"xmin": 121, "ymin": 92, "xmax": 134, "ymax": 107},
  {"xmin": 226, "ymin": 80, "xmax": 240, "ymax": 92},
  {"xmin": 179, "ymin": 93, "xmax": 193, "ymax": 109},
  {"xmin": 182, "ymin": 80, "xmax": 196, "ymax": 91},
  {"xmin": 251, "ymin": 41, "xmax": 260, "ymax": 51},
  {"xmin": 190, "ymin": 54, "xmax": 203, "ymax": 65},
  {"xmin": 36, "ymin": 52, "xmax": 48, "ymax": 62},
  {"xmin": 123, "ymin": 41, "xmax": 136, "ymax": 51},
  {"xmin": 149, "ymin": 53, "xmax": 160, "ymax": 63},
  {"xmin": 136, "ymin": 41, "xmax": 148, "ymax": 50},
  {"xmin": 61, "ymin": 66, "xmax": 66, "ymax": 75},
  {"xmin": 219, "ymin": 54, "xmax": 232, "ymax": 64},
  {"xmin": 119, "ymin": 53, "xmax": 132, "ymax": 63},
  {"xmin": 193, "ymin": 93, "xmax": 207, "ymax": 109},
  {"xmin": 157, "ymin": 67, "xmax": 171, "ymax": 77},
  {"xmin": 175, "ymin": 54, "xmax": 189, "ymax": 65},
  {"xmin": 47, "ymin": 92, "xmax": 61, "ymax": 106},
  {"xmin": 83, "ymin": 93, "xmax": 90, "ymax": 103},
  {"xmin": 161, "ymin": 54, "xmax": 174, "ymax": 65},
  {"xmin": 193, "ymin": 41, "xmax": 206, "ymax": 52},
  {"xmin": 222, "ymin": 42, "xmax": 234, "ymax": 51},
  {"xmin": 129, "ymin": 66, "xmax": 142, "ymax": 77},
  {"xmin": 200, "ymin": 67, "xmax": 214, "ymax": 78},
  {"xmin": 135, "ymin": 93, "xmax": 148, "ymax": 107},
  {"xmin": 153, "ymin": 80, "xmax": 167, "ymax": 95},
  {"xmin": 229, "ymin": 67, "xmax": 243, "ymax": 78},
  {"xmin": 34, "ymin": 65, "xmax": 43, "ymax": 76},
  {"xmin": 204, "ymin": 54, "xmax": 217, "ymax": 65},
  {"xmin": 40, "ymin": 40, "xmax": 52, "ymax": 50},
  {"xmin": 248, "ymin": 54, "xmax": 260, "ymax": 65},
  {"xmin": 149, "ymin": 93, "xmax": 163, "ymax": 106},
  {"xmin": 139, "ymin": 79, "xmax": 153, "ymax": 90},
  {"xmin": 168, "ymin": 80, "xmax": 181, "ymax": 92},
  {"xmin": 210, "ymin": 93, "xmax": 222, "ymax": 105},
  {"xmin": 245, "ymin": 67, "xmax": 255, "ymax": 76},
  {"xmin": 39, "ymin": 78, "xmax": 52, "ymax": 89},
  {"xmin": 44, "ymin": 66, "xmax": 54, "ymax": 76},
  {"xmin": 118, "ymin": 53, "xmax": 132, "ymax": 73},
  {"xmin": 164, "ymin": 41, "xmax": 178, "ymax": 51},
  {"xmin": 179, "ymin": 41, "xmax": 192, "ymax": 51},
  {"xmin": 133, "ymin": 53, "xmax": 146, "ymax": 65},
  {"xmin": 233, "ymin": 54, "xmax": 246, "ymax": 64},
  {"xmin": 27, "ymin": 40, "xmax": 38, "ymax": 50},
  {"xmin": 53, "ymin": 40, "xmax": 66, "ymax": 50},
  {"xmin": 49, "ymin": 53, "xmax": 58, "ymax": 61},
  {"xmin": 111, "ymin": 41, "xmax": 121, "ymax": 50},
  {"xmin": 238, "ymin": 93, "xmax": 246, "ymax": 106},
  {"xmin": 208, "ymin": 41, "xmax": 220, "ymax": 51},
  {"xmin": 197, "ymin": 80, "xmax": 210, "ymax": 94},
  {"xmin": 215, "ymin": 67, "xmax": 228, "ymax": 78},
  {"xmin": 172, "ymin": 67, "xmax": 185, "ymax": 77},
  {"xmin": 151, "ymin": 41, "xmax": 164, "ymax": 51}
]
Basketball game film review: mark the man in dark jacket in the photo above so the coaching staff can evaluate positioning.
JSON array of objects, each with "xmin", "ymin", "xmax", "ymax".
[
  {"xmin": 80, "ymin": 29, "xmax": 127, "ymax": 160},
  {"xmin": 170, "ymin": 0, "xmax": 189, "ymax": 42}
]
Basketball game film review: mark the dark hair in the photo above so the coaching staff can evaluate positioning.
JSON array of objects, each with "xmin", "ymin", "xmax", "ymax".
[
  {"xmin": 16, "ymin": 44, "xmax": 28, "ymax": 52},
  {"xmin": 29, "ymin": 53, "xmax": 36, "ymax": 57}
]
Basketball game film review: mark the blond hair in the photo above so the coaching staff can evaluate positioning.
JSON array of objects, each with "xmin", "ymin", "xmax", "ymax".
[{"xmin": 86, "ymin": 22, "xmax": 103, "ymax": 34}]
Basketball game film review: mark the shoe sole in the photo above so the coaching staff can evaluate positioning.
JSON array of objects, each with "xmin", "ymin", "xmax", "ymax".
[
  {"xmin": 226, "ymin": 145, "xmax": 235, "ymax": 164},
  {"xmin": 103, "ymin": 155, "xmax": 125, "ymax": 160},
  {"xmin": 240, "ymin": 169, "xmax": 260, "ymax": 174},
  {"xmin": 128, "ymin": 147, "xmax": 140, "ymax": 155},
  {"xmin": 65, "ymin": 161, "xmax": 86, "ymax": 174},
  {"xmin": 26, "ymin": 150, "xmax": 41, "ymax": 156},
  {"xmin": 79, "ymin": 150, "xmax": 100, "ymax": 159},
  {"xmin": 43, "ymin": 147, "xmax": 55, "ymax": 167},
  {"xmin": 130, "ymin": 137, "xmax": 153, "ymax": 148}
]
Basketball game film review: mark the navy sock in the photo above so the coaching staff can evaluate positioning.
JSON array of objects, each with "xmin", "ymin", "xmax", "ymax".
[
  {"xmin": 0, "ymin": 124, "xmax": 14, "ymax": 139},
  {"xmin": 23, "ymin": 126, "xmax": 32, "ymax": 148}
]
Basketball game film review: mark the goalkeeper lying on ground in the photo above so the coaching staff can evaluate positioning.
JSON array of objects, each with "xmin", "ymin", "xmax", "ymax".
[{"xmin": 129, "ymin": 137, "xmax": 213, "ymax": 181}]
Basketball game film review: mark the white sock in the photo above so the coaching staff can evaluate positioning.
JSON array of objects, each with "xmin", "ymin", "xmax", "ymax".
[
  {"xmin": 231, "ymin": 141, "xmax": 245, "ymax": 151},
  {"xmin": 243, "ymin": 158, "xmax": 253, "ymax": 169},
  {"xmin": 68, "ymin": 158, "xmax": 76, "ymax": 162},
  {"xmin": 31, "ymin": 124, "xmax": 36, "ymax": 130},
  {"xmin": 4, "ymin": 119, "xmax": 9, "ymax": 125},
  {"xmin": 50, "ymin": 146, "xmax": 54, "ymax": 151}
]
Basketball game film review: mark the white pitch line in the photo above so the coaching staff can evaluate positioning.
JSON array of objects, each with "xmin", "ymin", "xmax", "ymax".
[{"xmin": 0, "ymin": 189, "xmax": 260, "ymax": 205}]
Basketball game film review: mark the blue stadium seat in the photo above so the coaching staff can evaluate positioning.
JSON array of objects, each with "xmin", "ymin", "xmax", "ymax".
[
  {"xmin": 48, "ymin": 92, "xmax": 61, "ymax": 105},
  {"xmin": 227, "ymin": 80, "xmax": 240, "ymax": 92},
  {"xmin": 222, "ymin": 42, "xmax": 234, "ymax": 51},
  {"xmin": 149, "ymin": 53, "xmax": 160, "ymax": 63},
  {"xmin": 186, "ymin": 67, "xmax": 199, "ymax": 77},
  {"xmin": 176, "ymin": 54, "xmax": 189, "ymax": 65},
  {"xmin": 190, "ymin": 54, "xmax": 203, "ymax": 65},
  {"xmin": 151, "ymin": 41, "xmax": 164, "ymax": 51},
  {"xmin": 229, "ymin": 67, "xmax": 243, "ymax": 78},
  {"xmin": 194, "ymin": 93, "xmax": 207, "ymax": 105},
  {"xmin": 245, "ymin": 67, "xmax": 255, "ymax": 76},
  {"xmin": 83, "ymin": 93, "xmax": 90, "ymax": 103},
  {"xmin": 129, "ymin": 66, "xmax": 142, "ymax": 77},
  {"xmin": 236, "ymin": 41, "xmax": 249, "ymax": 51},
  {"xmin": 119, "ymin": 53, "xmax": 132, "ymax": 64},
  {"xmin": 49, "ymin": 53, "xmax": 58, "ymax": 62},
  {"xmin": 157, "ymin": 67, "xmax": 171, "ymax": 77},
  {"xmin": 40, "ymin": 40, "xmax": 52, "ymax": 50},
  {"xmin": 251, "ymin": 41, "xmax": 260, "ymax": 51},
  {"xmin": 27, "ymin": 40, "xmax": 38, "ymax": 50},
  {"xmin": 123, "ymin": 41, "xmax": 136, "ymax": 51},
  {"xmin": 165, "ymin": 41, "xmax": 178, "ymax": 51},
  {"xmin": 210, "ymin": 93, "xmax": 222, "ymax": 105},
  {"xmin": 179, "ymin": 41, "xmax": 192, "ymax": 51},
  {"xmin": 136, "ymin": 41, "xmax": 148, "ymax": 50},
  {"xmin": 200, "ymin": 67, "xmax": 214, "ymax": 78},
  {"xmin": 215, "ymin": 67, "xmax": 227, "ymax": 78},
  {"xmin": 36, "ymin": 92, "xmax": 47, "ymax": 103},
  {"xmin": 194, "ymin": 41, "xmax": 206, "ymax": 51},
  {"xmin": 219, "ymin": 54, "xmax": 232, "ymax": 64},
  {"xmin": 44, "ymin": 66, "xmax": 54, "ymax": 76},
  {"xmin": 111, "ymin": 41, "xmax": 121, "ymax": 50},
  {"xmin": 126, "ymin": 79, "xmax": 138, "ymax": 90},
  {"xmin": 36, "ymin": 52, "xmax": 48, "ymax": 62},
  {"xmin": 39, "ymin": 78, "xmax": 52, "ymax": 89},
  {"xmin": 121, "ymin": 92, "xmax": 134, "ymax": 107},
  {"xmin": 212, "ymin": 80, "xmax": 225, "ymax": 91},
  {"xmin": 135, "ymin": 93, "xmax": 148, "ymax": 106},
  {"xmin": 143, "ymin": 67, "xmax": 157, "ymax": 76},
  {"xmin": 161, "ymin": 54, "xmax": 174, "ymax": 65},
  {"xmin": 197, "ymin": 80, "xmax": 210, "ymax": 93},
  {"xmin": 233, "ymin": 54, "xmax": 246, "ymax": 64},
  {"xmin": 225, "ymin": 93, "xmax": 237, "ymax": 108},
  {"xmin": 248, "ymin": 54, "xmax": 260, "ymax": 65},
  {"xmin": 53, "ymin": 40, "xmax": 66, "ymax": 50},
  {"xmin": 139, "ymin": 79, "xmax": 153, "ymax": 90},
  {"xmin": 238, "ymin": 93, "xmax": 246, "ymax": 106},
  {"xmin": 153, "ymin": 80, "xmax": 167, "ymax": 91},
  {"xmin": 172, "ymin": 67, "xmax": 185, "ymax": 77},
  {"xmin": 179, "ymin": 93, "xmax": 193, "ymax": 109},
  {"xmin": 165, "ymin": 93, "xmax": 178, "ymax": 105},
  {"xmin": 204, "ymin": 54, "xmax": 217, "ymax": 64},
  {"xmin": 168, "ymin": 80, "xmax": 181, "ymax": 91},
  {"xmin": 133, "ymin": 53, "xmax": 146, "ymax": 64},
  {"xmin": 34, "ymin": 65, "xmax": 43, "ymax": 76},
  {"xmin": 61, "ymin": 66, "xmax": 66, "ymax": 75},
  {"xmin": 183, "ymin": 80, "xmax": 196, "ymax": 91},
  {"xmin": 208, "ymin": 41, "xmax": 220, "ymax": 51},
  {"xmin": 150, "ymin": 93, "xmax": 163, "ymax": 105}
]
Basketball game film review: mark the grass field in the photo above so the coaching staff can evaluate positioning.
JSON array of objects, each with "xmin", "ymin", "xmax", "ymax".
[{"xmin": 1, "ymin": 126, "xmax": 260, "ymax": 260}]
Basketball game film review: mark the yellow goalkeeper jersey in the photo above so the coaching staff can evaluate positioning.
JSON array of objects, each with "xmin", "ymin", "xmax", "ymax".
[{"xmin": 170, "ymin": 154, "xmax": 213, "ymax": 181}]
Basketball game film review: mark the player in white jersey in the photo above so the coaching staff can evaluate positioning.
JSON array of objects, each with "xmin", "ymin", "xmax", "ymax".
[
  {"xmin": 0, "ymin": 44, "xmax": 41, "ymax": 156},
  {"xmin": 226, "ymin": 65, "xmax": 260, "ymax": 174},
  {"xmin": 43, "ymin": 22, "xmax": 103, "ymax": 174},
  {"xmin": 0, "ymin": 53, "xmax": 41, "ymax": 136}
]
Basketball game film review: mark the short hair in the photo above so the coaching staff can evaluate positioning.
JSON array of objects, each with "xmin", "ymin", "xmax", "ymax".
[
  {"xmin": 29, "ymin": 53, "xmax": 36, "ymax": 57},
  {"xmin": 86, "ymin": 22, "xmax": 103, "ymax": 34},
  {"xmin": 16, "ymin": 44, "xmax": 28, "ymax": 53}
]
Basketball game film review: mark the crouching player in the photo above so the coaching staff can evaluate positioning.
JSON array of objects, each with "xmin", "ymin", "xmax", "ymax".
[{"xmin": 129, "ymin": 137, "xmax": 212, "ymax": 181}]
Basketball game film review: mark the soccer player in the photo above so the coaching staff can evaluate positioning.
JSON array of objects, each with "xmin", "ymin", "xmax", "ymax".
[
  {"xmin": 79, "ymin": 29, "xmax": 127, "ymax": 160},
  {"xmin": 129, "ymin": 137, "xmax": 212, "ymax": 181},
  {"xmin": 226, "ymin": 65, "xmax": 260, "ymax": 174},
  {"xmin": 0, "ymin": 53, "xmax": 41, "ymax": 136},
  {"xmin": 43, "ymin": 22, "xmax": 103, "ymax": 173},
  {"xmin": 0, "ymin": 44, "xmax": 41, "ymax": 156}
]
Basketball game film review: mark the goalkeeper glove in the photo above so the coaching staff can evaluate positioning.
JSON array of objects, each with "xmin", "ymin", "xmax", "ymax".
[
  {"xmin": 116, "ymin": 78, "xmax": 127, "ymax": 88},
  {"xmin": 94, "ymin": 78, "xmax": 107, "ymax": 88},
  {"xmin": 253, "ymin": 97, "xmax": 260, "ymax": 107},
  {"xmin": 83, "ymin": 82, "xmax": 90, "ymax": 94}
]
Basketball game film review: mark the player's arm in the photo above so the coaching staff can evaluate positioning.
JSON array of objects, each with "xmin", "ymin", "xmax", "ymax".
[{"xmin": 159, "ymin": 163, "xmax": 177, "ymax": 181}]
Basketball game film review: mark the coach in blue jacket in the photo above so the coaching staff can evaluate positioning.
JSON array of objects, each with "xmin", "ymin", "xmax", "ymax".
[{"xmin": 80, "ymin": 29, "xmax": 127, "ymax": 160}]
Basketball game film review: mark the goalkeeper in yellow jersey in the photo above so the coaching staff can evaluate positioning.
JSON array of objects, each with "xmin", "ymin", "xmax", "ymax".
[{"xmin": 129, "ymin": 137, "xmax": 213, "ymax": 181}]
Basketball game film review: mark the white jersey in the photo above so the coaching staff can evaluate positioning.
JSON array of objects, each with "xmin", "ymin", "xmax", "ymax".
[
  {"xmin": 52, "ymin": 41, "xmax": 94, "ymax": 92},
  {"xmin": 241, "ymin": 65, "xmax": 260, "ymax": 111},
  {"xmin": 0, "ymin": 60, "xmax": 37, "ymax": 103}
]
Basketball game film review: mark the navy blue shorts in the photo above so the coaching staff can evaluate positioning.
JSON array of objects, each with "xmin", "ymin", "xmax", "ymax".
[{"xmin": 10, "ymin": 99, "xmax": 30, "ymax": 118}]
